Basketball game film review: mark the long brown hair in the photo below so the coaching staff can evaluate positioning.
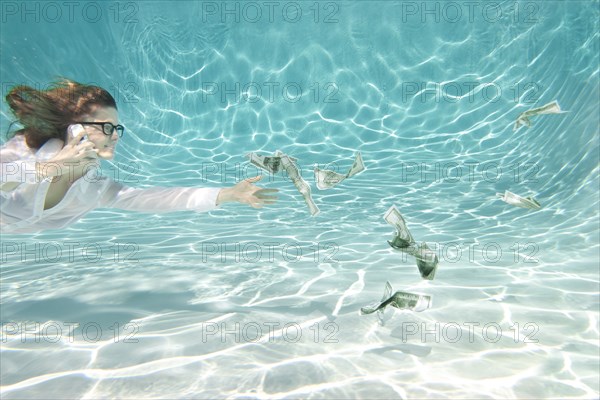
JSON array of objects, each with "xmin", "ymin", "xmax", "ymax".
[{"xmin": 5, "ymin": 78, "xmax": 117, "ymax": 149}]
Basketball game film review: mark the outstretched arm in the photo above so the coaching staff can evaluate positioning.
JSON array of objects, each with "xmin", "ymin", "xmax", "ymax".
[{"xmin": 102, "ymin": 175, "xmax": 277, "ymax": 213}]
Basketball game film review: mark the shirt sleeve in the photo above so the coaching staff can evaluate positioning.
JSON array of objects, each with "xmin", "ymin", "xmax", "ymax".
[
  {"xmin": 99, "ymin": 180, "xmax": 223, "ymax": 213},
  {"xmin": 1, "ymin": 147, "xmax": 39, "ymax": 184}
]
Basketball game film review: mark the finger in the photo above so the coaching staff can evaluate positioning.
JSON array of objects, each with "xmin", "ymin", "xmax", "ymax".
[
  {"xmin": 253, "ymin": 190, "xmax": 278, "ymax": 199},
  {"xmin": 81, "ymin": 146, "xmax": 98, "ymax": 155},
  {"xmin": 76, "ymin": 142, "xmax": 95, "ymax": 153},
  {"xmin": 255, "ymin": 196, "xmax": 278, "ymax": 202},
  {"xmin": 78, "ymin": 146, "xmax": 97, "ymax": 155},
  {"xmin": 245, "ymin": 175, "xmax": 262, "ymax": 183},
  {"xmin": 68, "ymin": 126, "xmax": 88, "ymax": 147},
  {"xmin": 254, "ymin": 197, "xmax": 277, "ymax": 204},
  {"xmin": 82, "ymin": 151, "xmax": 99, "ymax": 160},
  {"xmin": 254, "ymin": 191, "xmax": 278, "ymax": 198},
  {"xmin": 254, "ymin": 188, "xmax": 278, "ymax": 194}
]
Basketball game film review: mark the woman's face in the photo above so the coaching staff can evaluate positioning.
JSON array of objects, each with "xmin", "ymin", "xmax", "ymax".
[{"xmin": 78, "ymin": 106, "xmax": 120, "ymax": 160}]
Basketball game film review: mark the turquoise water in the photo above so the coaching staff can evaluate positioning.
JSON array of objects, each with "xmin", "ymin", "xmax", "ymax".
[{"xmin": 1, "ymin": 1, "xmax": 599, "ymax": 398}]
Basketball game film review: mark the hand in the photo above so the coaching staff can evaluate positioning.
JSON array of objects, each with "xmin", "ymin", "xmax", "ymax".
[
  {"xmin": 40, "ymin": 126, "xmax": 98, "ymax": 180},
  {"xmin": 216, "ymin": 175, "xmax": 278, "ymax": 208}
]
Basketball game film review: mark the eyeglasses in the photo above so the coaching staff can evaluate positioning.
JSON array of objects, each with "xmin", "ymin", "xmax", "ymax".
[{"xmin": 74, "ymin": 122, "xmax": 125, "ymax": 137}]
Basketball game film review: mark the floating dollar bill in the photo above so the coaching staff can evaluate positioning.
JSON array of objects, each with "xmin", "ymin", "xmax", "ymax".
[
  {"xmin": 388, "ymin": 234, "xmax": 413, "ymax": 250},
  {"xmin": 384, "ymin": 206, "xmax": 439, "ymax": 280},
  {"xmin": 247, "ymin": 153, "xmax": 281, "ymax": 174},
  {"xmin": 514, "ymin": 100, "xmax": 567, "ymax": 131},
  {"xmin": 246, "ymin": 151, "xmax": 317, "ymax": 215},
  {"xmin": 414, "ymin": 242, "xmax": 439, "ymax": 280},
  {"xmin": 314, "ymin": 152, "xmax": 365, "ymax": 190},
  {"xmin": 277, "ymin": 151, "xmax": 320, "ymax": 216},
  {"xmin": 377, "ymin": 281, "xmax": 394, "ymax": 323},
  {"xmin": 347, "ymin": 152, "xmax": 365, "ymax": 176},
  {"xmin": 384, "ymin": 205, "xmax": 415, "ymax": 245},
  {"xmin": 497, "ymin": 190, "xmax": 541, "ymax": 210},
  {"xmin": 246, "ymin": 152, "xmax": 298, "ymax": 174},
  {"xmin": 388, "ymin": 240, "xmax": 439, "ymax": 280},
  {"xmin": 314, "ymin": 169, "xmax": 345, "ymax": 190},
  {"xmin": 361, "ymin": 281, "xmax": 431, "ymax": 315}
]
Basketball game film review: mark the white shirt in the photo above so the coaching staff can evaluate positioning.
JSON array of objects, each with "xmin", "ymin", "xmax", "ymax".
[{"xmin": 0, "ymin": 135, "xmax": 222, "ymax": 234}]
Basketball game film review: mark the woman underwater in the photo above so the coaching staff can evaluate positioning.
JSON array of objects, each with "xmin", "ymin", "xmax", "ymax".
[{"xmin": 0, "ymin": 79, "xmax": 278, "ymax": 234}]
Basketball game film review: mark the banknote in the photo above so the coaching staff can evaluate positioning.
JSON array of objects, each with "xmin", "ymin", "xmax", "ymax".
[
  {"xmin": 246, "ymin": 152, "xmax": 297, "ymax": 174},
  {"xmin": 387, "ymin": 240, "xmax": 439, "ymax": 280},
  {"xmin": 388, "ymin": 234, "xmax": 413, "ymax": 250},
  {"xmin": 314, "ymin": 152, "xmax": 365, "ymax": 190},
  {"xmin": 277, "ymin": 151, "xmax": 320, "ymax": 216},
  {"xmin": 373, "ymin": 280, "xmax": 393, "ymax": 324},
  {"xmin": 514, "ymin": 100, "xmax": 567, "ymax": 131},
  {"xmin": 384, "ymin": 205, "xmax": 439, "ymax": 279},
  {"xmin": 414, "ymin": 242, "xmax": 439, "ymax": 280},
  {"xmin": 246, "ymin": 151, "xmax": 318, "ymax": 215},
  {"xmin": 497, "ymin": 190, "xmax": 541, "ymax": 210},
  {"xmin": 384, "ymin": 205, "xmax": 415, "ymax": 245},
  {"xmin": 360, "ymin": 281, "xmax": 431, "ymax": 315}
]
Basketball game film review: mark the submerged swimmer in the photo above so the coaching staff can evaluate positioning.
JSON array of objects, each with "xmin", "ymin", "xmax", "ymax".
[{"xmin": 0, "ymin": 79, "xmax": 278, "ymax": 234}]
